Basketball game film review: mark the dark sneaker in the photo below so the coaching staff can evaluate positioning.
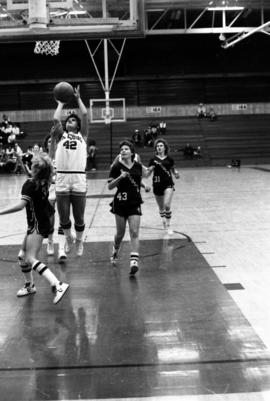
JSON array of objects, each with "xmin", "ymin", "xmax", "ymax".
[{"xmin": 129, "ymin": 263, "xmax": 138, "ymax": 278}]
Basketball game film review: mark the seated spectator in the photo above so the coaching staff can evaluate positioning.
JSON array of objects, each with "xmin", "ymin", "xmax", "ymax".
[
  {"xmin": 183, "ymin": 143, "xmax": 195, "ymax": 159},
  {"xmin": 228, "ymin": 159, "xmax": 241, "ymax": 168},
  {"xmin": 144, "ymin": 127, "xmax": 154, "ymax": 147},
  {"xmin": 193, "ymin": 146, "xmax": 202, "ymax": 159},
  {"xmin": 7, "ymin": 131, "xmax": 16, "ymax": 145},
  {"xmin": 22, "ymin": 146, "xmax": 33, "ymax": 176},
  {"xmin": 12, "ymin": 123, "xmax": 20, "ymax": 136},
  {"xmin": 4, "ymin": 145, "xmax": 16, "ymax": 172},
  {"xmin": 13, "ymin": 142, "xmax": 24, "ymax": 174},
  {"xmin": 150, "ymin": 123, "xmax": 158, "ymax": 139},
  {"xmin": 197, "ymin": 103, "xmax": 207, "ymax": 118},
  {"xmin": 208, "ymin": 108, "xmax": 217, "ymax": 122},
  {"xmin": 132, "ymin": 129, "xmax": 142, "ymax": 146},
  {"xmin": 87, "ymin": 138, "xmax": 98, "ymax": 171},
  {"xmin": 32, "ymin": 143, "xmax": 41, "ymax": 156},
  {"xmin": 159, "ymin": 120, "xmax": 167, "ymax": 135},
  {"xmin": 2, "ymin": 114, "xmax": 11, "ymax": 129}
]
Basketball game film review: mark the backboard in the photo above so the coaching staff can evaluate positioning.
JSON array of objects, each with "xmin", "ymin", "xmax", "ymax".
[
  {"xmin": 0, "ymin": 0, "xmax": 144, "ymax": 42},
  {"xmin": 90, "ymin": 98, "xmax": 126, "ymax": 124}
]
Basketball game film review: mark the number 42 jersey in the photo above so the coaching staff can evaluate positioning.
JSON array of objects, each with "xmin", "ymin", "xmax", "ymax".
[{"xmin": 55, "ymin": 131, "xmax": 87, "ymax": 173}]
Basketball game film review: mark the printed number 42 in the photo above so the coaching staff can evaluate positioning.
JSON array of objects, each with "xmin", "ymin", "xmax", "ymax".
[{"xmin": 63, "ymin": 140, "xmax": 77, "ymax": 150}]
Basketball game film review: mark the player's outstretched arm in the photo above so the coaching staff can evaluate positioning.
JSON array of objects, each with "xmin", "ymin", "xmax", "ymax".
[{"xmin": 0, "ymin": 199, "xmax": 26, "ymax": 215}]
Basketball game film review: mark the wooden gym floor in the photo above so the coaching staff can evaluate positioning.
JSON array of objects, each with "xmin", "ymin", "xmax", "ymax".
[{"xmin": 0, "ymin": 164, "xmax": 270, "ymax": 401}]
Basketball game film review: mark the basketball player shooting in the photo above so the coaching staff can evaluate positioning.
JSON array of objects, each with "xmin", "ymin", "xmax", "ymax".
[{"xmin": 50, "ymin": 83, "xmax": 89, "ymax": 259}]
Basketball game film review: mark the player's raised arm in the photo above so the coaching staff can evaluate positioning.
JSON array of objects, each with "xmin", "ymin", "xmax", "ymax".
[{"xmin": 74, "ymin": 85, "xmax": 89, "ymax": 141}]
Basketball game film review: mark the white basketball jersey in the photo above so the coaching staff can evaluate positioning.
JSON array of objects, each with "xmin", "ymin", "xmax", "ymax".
[{"xmin": 55, "ymin": 132, "xmax": 87, "ymax": 172}]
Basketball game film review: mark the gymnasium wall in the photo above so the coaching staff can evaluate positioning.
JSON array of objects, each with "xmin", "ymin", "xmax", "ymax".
[{"xmin": 0, "ymin": 34, "xmax": 270, "ymax": 119}]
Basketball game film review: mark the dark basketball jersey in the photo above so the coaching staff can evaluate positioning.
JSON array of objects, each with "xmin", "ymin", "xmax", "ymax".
[
  {"xmin": 108, "ymin": 160, "xmax": 143, "ymax": 214},
  {"xmin": 21, "ymin": 178, "xmax": 54, "ymax": 237},
  {"xmin": 148, "ymin": 155, "xmax": 174, "ymax": 190}
]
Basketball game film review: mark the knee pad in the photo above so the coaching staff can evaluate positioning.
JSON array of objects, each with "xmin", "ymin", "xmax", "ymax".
[
  {"xmin": 61, "ymin": 221, "xmax": 72, "ymax": 230},
  {"xmin": 75, "ymin": 223, "xmax": 85, "ymax": 232}
]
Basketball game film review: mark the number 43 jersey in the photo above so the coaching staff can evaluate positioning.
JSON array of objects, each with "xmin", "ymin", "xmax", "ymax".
[{"xmin": 55, "ymin": 131, "xmax": 87, "ymax": 173}]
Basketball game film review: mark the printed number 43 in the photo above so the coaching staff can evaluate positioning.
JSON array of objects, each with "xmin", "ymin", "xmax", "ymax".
[
  {"xmin": 63, "ymin": 140, "xmax": 77, "ymax": 150},
  {"xmin": 117, "ymin": 192, "xmax": 127, "ymax": 201}
]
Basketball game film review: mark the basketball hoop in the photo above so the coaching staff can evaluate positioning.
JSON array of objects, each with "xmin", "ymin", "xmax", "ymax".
[{"xmin": 34, "ymin": 40, "xmax": 60, "ymax": 56}]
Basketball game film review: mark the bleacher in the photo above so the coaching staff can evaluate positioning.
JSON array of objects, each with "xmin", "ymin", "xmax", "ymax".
[
  {"xmin": 199, "ymin": 114, "xmax": 270, "ymax": 166},
  {"xmin": 12, "ymin": 114, "xmax": 270, "ymax": 170}
]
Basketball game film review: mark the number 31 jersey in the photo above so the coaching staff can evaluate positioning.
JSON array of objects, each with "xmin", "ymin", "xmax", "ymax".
[{"xmin": 55, "ymin": 131, "xmax": 87, "ymax": 173}]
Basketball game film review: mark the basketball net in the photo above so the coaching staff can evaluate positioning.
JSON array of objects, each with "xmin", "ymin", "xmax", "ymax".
[{"xmin": 34, "ymin": 40, "xmax": 60, "ymax": 56}]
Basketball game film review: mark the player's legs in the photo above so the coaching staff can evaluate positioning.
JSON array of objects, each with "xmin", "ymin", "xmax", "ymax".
[
  {"xmin": 127, "ymin": 214, "xmax": 141, "ymax": 277},
  {"xmin": 154, "ymin": 194, "xmax": 166, "ymax": 228},
  {"xmin": 111, "ymin": 214, "xmax": 127, "ymax": 264},
  {"xmin": 17, "ymin": 234, "xmax": 34, "ymax": 294},
  {"xmin": 56, "ymin": 192, "xmax": 74, "ymax": 253},
  {"xmin": 56, "ymin": 193, "xmax": 72, "ymax": 232},
  {"xmin": 47, "ymin": 215, "xmax": 55, "ymax": 256},
  {"xmin": 71, "ymin": 192, "xmax": 86, "ymax": 256},
  {"xmin": 47, "ymin": 196, "xmax": 56, "ymax": 255},
  {"xmin": 70, "ymin": 174, "xmax": 87, "ymax": 256},
  {"xmin": 163, "ymin": 187, "xmax": 174, "ymax": 233},
  {"xmin": 55, "ymin": 174, "xmax": 74, "ymax": 252},
  {"xmin": 23, "ymin": 231, "xmax": 69, "ymax": 303}
]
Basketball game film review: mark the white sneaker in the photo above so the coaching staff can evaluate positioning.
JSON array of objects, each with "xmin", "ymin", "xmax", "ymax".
[
  {"xmin": 52, "ymin": 282, "xmax": 69, "ymax": 304},
  {"xmin": 75, "ymin": 239, "xmax": 84, "ymax": 256},
  {"xmin": 17, "ymin": 283, "xmax": 36, "ymax": 297},
  {"xmin": 58, "ymin": 248, "xmax": 67, "ymax": 263},
  {"xmin": 64, "ymin": 234, "xmax": 75, "ymax": 253},
  {"xmin": 47, "ymin": 241, "xmax": 55, "ymax": 256},
  {"xmin": 167, "ymin": 228, "xmax": 174, "ymax": 235},
  {"xmin": 110, "ymin": 252, "xmax": 118, "ymax": 266}
]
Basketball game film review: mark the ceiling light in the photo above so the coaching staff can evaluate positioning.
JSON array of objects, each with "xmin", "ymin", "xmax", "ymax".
[
  {"xmin": 68, "ymin": 10, "xmax": 87, "ymax": 15},
  {"xmin": 208, "ymin": 7, "xmax": 244, "ymax": 11}
]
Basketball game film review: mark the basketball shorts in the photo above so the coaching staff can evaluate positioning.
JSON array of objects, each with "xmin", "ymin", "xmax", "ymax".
[
  {"xmin": 110, "ymin": 198, "xmax": 142, "ymax": 218},
  {"xmin": 153, "ymin": 184, "xmax": 174, "ymax": 196},
  {"xmin": 56, "ymin": 173, "xmax": 87, "ymax": 194},
  {"xmin": 27, "ymin": 215, "xmax": 54, "ymax": 239}
]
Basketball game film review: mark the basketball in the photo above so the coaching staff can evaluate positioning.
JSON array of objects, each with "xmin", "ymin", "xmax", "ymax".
[{"xmin": 53, "ymin": 81, "xmax": 74, "ymax": 103}]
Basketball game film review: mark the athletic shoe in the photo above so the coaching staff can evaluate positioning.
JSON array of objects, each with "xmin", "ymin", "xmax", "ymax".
[
  {"xmin": 167, "ymin": 228, "xmax": 174, "ymax": 235},
  {"xmin": 64, "ymin": 234, "xmax": 75, "ymax": 253},
  {"xmin": 52, "ymin": 282, "xmax": 69, "ymax": 305},
  {"xmin": 110, "ymin": 251, "xmax": 118, "ymax": 266},
  {"xmin": 58, "ymin": 249, "xmax": 67, "ymax": 263},
  {"xmin": 75, "ymin": 239, "xmax": 84, "ymax": 256},
  {"xmin": 47, "ymin": 241, "xmax": 55, "ymax": 256},
  {"xmin": 129, "ymin": 262, "xmax": 138, "ymax": 278},
  {"xmin": 17, "ymin": 283, "xmax": 36, "ymax": 297}
]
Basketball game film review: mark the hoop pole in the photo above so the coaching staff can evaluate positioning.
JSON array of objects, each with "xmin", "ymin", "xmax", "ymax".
[
  {"xmin": 109, "ymin": 38, "xmax": 126, "ymax": 92},
  {"xmin": 84, "ymin": 40, "xmax": 105, "ymax": 92},
  {"xmin": 110, "ymin": 121, "xmax": 113, "ymax": 164},
  {"xmin": 102, "ymin": 0, "xmax": 110, "ymax": 101},
  {"xmin": 104, "ymin": 38, "xmax": 110, "ymax": 100}
]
